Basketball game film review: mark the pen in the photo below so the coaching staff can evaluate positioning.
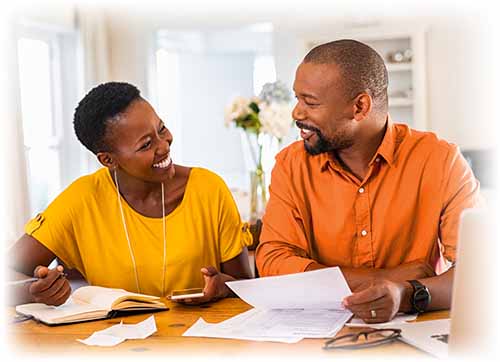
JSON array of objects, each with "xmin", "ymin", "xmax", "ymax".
[{"xmin": 6, "ymin": 272, "xmax": 68, "ymax": 286}]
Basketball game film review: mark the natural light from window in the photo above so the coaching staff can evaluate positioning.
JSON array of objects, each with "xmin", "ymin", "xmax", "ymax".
[
  {"xmin": 253, "ymin": 55, "xmax": 276, "ymax": 96},
  {"xmin": 156, "ymin": 49, "xmax": 182, "ymax": 162},
  {"xmin": 17, "ymin": 37, "xmax": 61, "ymax": 216}
]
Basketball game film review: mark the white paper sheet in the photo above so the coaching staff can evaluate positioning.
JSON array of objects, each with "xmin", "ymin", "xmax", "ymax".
[
  {"xmin": 226, "ymin": 267, "xmax": 352, "ymax": 310},
  {"xmin": 183, "ymin": 267, "xmax": 353, "ymax": 343},
  {"xmin": 77, "ymin": 315, "xmax": 157, "ymax": 346},
  {"xmin": 184, "ymin": 316, "xmax": 302, "ymax": 343},
  {"xmin": 184, "ymin": 307, "xmax": 352, "ymax": 341},
  {"xmin": 346, "ymin": 313, "xmax": 418, "ymax": 328}
]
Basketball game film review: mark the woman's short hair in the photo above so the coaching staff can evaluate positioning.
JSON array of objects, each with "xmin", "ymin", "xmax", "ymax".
[{"xmin": 73, "ymin": 82, "xmax": 141, "ymax": 154}]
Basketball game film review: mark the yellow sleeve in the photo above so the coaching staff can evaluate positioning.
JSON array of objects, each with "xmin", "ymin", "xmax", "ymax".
[
  {"xmin": 216, "ymin": 177, "xmax": 253, "ymax": 263},
  {"xmin": 24, "ymin": 179, "xmax": 85, "ymax": 271}
]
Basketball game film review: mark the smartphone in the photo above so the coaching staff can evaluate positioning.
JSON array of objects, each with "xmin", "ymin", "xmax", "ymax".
[{"xmin": 170, "ymin": 288, "xmax": 205, "ymax": 301}]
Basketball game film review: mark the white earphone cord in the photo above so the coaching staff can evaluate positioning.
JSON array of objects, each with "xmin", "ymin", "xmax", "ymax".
[
  {"xmin": 161, "ymin": 182, "xmax": 167, "ymax": 296},
  {"xmin": 114, "ymin": 170, "xmax": 167, "ymax": 296},
  {"xmin": 114, "ymin": 169, "xmax": 141, "ymax": 293}
]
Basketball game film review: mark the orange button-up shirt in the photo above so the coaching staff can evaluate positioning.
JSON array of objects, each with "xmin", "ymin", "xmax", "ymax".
[{"xmin": 256, "ymin": 121, "xmax": 480, "ymax": 276}]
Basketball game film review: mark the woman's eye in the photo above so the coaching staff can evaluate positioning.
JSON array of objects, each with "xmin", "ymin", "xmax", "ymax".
[
  {"xmin": 140, "ymin": 141, "xmax": 151, "ymax": 150},
  {"xmin": 159, "ymin": 125, "xmax": 167, "ymax": 133}
]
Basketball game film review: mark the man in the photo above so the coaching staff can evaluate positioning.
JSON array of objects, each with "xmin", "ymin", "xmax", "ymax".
[{"xmin": 256, "ymin": 39, "xmax": 479, "ymax": 323}]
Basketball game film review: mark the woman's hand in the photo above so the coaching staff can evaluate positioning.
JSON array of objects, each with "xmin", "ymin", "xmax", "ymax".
[
  {"xmin": 29, "ymin": 265, "xmax": 72, "ymax": 306},
  {"xmin": 173, "ymin": 266, "xmax": 234, "ymax": 305}
]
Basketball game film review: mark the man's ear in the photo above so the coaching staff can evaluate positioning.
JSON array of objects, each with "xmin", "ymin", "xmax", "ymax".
[
  {"xmin": 97, "ymin": 152, "xmax": 116, "ymax": 169},
  {"xmin": 352, "ymin": 92, "xmax": 372, "ymax": 122}
]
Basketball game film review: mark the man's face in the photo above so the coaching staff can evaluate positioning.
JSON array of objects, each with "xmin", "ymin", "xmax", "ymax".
[
  {"xmin": 292, "ymin": 62, "xmax": 357, "ymax": 155},
  {"xmin": 104, "ymin": 99, "xmax": 176, "ymax": 182}
]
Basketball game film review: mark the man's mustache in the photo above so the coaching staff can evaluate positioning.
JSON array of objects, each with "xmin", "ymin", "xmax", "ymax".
[{"xmin": 295, "ymin": 121, "xmax": 321, "ymax": 134}]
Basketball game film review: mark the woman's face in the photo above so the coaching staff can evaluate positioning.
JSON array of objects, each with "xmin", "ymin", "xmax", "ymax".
[{"xmin": 101, "ymin": 98, "xmax": 175, "ymax": 183}]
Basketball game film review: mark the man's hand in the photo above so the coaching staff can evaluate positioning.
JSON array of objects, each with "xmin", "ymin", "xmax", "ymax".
[
  {"xmin": 382, "ymin": 260, "xmax": 436, "ymax": 282},
  {"xmin": 172, "ymin": 266, "xmax": 234, "ymax": 305},
  {"xmin": 29, "ymin": 265, "xmax": 71, "ymax": 306},
  {"xmin": 343, "ymin": 279, "xmax": 410, "ymax": 324}
]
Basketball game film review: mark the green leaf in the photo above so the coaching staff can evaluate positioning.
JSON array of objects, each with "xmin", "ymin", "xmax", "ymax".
[{"xmin": 249, "ymin": 102, "xmax": 260, "ymax": 114}]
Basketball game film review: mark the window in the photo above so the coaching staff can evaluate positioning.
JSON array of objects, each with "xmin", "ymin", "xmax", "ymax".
[
  {"xmin": 17, "ymin": 25, "xmax": 81, "ymax": 216},
  {"xmin": 155, "ymin": 48, "xmax": 182, "ymax": 162},
  {"xmin": 253, "ymin": 55, "xmax": 276, "ymax": 96}
]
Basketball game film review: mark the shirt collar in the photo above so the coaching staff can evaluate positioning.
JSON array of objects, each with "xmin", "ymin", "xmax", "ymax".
[
  {"xmin": 319, "ymin": 115, "xmax": 397, "ymax": 172},
  {"xmin": 370, "ymin": 116, "xmax": 396, "ymax": 168}
]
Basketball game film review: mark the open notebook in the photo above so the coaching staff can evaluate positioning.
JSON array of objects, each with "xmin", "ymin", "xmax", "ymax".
[{"xmin": 15, "ymin": 285, "xmax": 168, "ymax": 325}]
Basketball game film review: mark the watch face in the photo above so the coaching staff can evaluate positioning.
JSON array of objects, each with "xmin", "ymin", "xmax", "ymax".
[{"xmin": 414, "ymin": 288, "xmax": 430, "ymax": 312}]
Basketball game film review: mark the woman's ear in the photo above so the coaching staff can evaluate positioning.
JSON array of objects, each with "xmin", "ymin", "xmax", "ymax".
[{"xmin": 97, "ymin": 152, "xmax": 116, "ymax": 169}]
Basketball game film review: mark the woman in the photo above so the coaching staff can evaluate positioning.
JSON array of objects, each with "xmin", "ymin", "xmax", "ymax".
[{"xmin": 8, "ymin": 82, "xmax": 253, "ymax": 306}]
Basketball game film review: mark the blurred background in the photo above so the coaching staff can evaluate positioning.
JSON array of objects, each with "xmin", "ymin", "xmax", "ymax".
[{"xmin": 0, "ymin": 0, "xmax": 498, "ymax": 246}]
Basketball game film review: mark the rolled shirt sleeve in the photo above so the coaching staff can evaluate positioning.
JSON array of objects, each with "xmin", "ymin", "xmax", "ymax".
[{"xmin": 438, "ymin": 145, "xmax": 481, "ymax": 263}]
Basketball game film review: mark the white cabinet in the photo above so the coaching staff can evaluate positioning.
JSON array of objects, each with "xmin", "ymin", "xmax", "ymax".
[{"xmin": 304, "ymin": 27, "xmax": 427, "ymax": 131}]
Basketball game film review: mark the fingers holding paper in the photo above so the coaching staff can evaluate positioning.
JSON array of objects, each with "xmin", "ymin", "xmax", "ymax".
[
  {"xmin": 30, "ymin": 265, "xmax": 71, "ymax": 306},
  {"xmin": 342, "ymin": 279, "xmax": 405, "ymax": 323}
]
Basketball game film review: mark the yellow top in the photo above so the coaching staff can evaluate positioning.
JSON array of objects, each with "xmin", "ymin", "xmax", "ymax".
[{"xmin": 25, "ymin": 167, "xmax": 252, "ymax": 296}]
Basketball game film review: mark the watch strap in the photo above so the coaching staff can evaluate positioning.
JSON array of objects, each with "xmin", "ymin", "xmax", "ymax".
[{"xmin": 407, "ymin": 279, "xmax": 430, "ymax": 314}]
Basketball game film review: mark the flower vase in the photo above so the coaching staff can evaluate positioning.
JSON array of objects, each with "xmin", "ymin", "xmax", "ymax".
[{"xmin": 249, "ymin": 167, "xmax": 267, "ymax": 222}]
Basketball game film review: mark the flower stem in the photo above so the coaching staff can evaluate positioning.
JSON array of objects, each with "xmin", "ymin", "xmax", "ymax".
[{"xmin": 245, "ymin": 131, "xmax": 258, "ymax": 168}]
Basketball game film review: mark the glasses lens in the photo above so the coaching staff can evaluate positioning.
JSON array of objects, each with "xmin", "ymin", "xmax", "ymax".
[
  {"xmin": 365, "ymin": 329, "xmax": 399, "ymax": 342},
  {"xmin": 324, "ymin": 329, "xmax": 401, "ymax": 349},
  {"xmin": 325, "ymin": 334, "xmax": 360, "ymax": 348}
]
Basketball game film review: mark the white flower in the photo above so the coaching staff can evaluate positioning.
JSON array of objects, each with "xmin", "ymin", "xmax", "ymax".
[
  {"xmin": 259, "ymin": 103, "xmax": 294, "ymax": 139},
  {"xmin": 224, "ymin": 96, "xmax": 252, "ymax": 127},
  {"xmin": 259, "ymin": 81, "xmax": 291, "ymax": 104}
]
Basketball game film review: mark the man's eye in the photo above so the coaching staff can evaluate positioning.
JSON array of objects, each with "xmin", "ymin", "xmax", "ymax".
[
  {"xmin": 159, "ymin": 125, "xmax": 167, "ymax": 133},
  {"xmin": 140, "ymin": 141, "xmax": 151, "ymax": 150},
  {"xmin": 305, "ymin": 101, "xmax": 319, "ymax": 107}
]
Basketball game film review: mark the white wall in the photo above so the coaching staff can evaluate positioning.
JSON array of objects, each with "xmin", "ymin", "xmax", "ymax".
[
  {"xmin": 177, "ymin": 52, "xmax": 253, "ymax": 185},
  {"xmin": 426, "ymin": 18, "xmax": 498, "ymax": 148}
]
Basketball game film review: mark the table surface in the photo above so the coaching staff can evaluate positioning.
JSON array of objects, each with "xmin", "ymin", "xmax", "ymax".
[{"xmin": 8, "ymin": 297, "xmax": 449, "ymax": 358}]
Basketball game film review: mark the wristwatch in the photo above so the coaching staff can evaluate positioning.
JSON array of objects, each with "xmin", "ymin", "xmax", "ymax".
[{"xmin": 407, "ymin": 280, "xmax": 431, "ymax": 314}]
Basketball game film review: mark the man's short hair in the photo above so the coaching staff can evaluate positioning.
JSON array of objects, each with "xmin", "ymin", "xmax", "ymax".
[
  {"xmin": 73, "ymin": 82, "xmax": 141, "ymax": 154},
  {"xmin": 304, "ymin": 39, "xmax": 388, "ymax": 111}
]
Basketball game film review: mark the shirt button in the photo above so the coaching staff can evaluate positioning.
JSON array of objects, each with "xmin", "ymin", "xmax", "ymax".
[
  {"xmin": 361, "ymin": 230, "xmax": 368, "ymax": 236},
  {"xmin": 375, "ymin": 157, "xmax": 381, "ymax": 162},
  {"xmin": 358, "ymin": 187, "xmax": 365, "ymax": 194}
]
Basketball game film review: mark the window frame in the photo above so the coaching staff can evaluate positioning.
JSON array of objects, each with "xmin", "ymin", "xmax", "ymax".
[{"xmin": 16, "ymin": 21, "xmax": 81, "ymax": 215}]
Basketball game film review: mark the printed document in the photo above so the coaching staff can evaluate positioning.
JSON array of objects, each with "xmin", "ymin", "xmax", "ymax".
[{"xmin": 183, "ymin": 267, "xmax": 353, "ymax": 343}]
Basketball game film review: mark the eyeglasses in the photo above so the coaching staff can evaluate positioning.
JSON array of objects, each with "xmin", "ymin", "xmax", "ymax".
[{"xmin": 323, "ymin": 328, "xmax": 402, "ymax": 350}]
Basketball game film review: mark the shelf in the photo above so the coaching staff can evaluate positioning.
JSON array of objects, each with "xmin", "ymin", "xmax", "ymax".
[
  {"xmin": 386, "ymin": 63, "xmax": 412, "ymax": 72},
  {"xmin": 389, "ymin": 97, "xmax": 413, "ymax": 107}
]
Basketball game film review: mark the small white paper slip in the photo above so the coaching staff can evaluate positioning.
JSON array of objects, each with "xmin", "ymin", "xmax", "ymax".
[
  {"xmin": 346, "ymin": 313, "xmax": 418, "ymax": 328},
  {"xmin": 77, "ymin": 315, "xmax": 157, "ymax": 347},
  {"xmin": 77, "ymin": 333, "xmax": 125, "ymax": 347}
]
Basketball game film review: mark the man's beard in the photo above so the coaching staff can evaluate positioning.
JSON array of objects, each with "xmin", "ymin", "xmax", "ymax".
[{"xmin": 297, "ymin": 121, "xmax": 353, "ymax": 155}]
